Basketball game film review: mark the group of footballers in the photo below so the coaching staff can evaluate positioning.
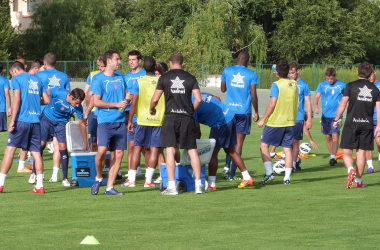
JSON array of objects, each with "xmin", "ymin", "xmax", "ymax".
[{"xmin": 0, "ymin": 49, "xmax": 379, "ymax": 195}]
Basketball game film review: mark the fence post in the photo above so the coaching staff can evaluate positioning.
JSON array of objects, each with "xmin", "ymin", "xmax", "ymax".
[
  {"xmin": 64, "ymin": 61, "xmax": 67, "ymax": 74},
  {"xmin": 342, "ymin": 65, "xmax": 345, "ymax": 83}
]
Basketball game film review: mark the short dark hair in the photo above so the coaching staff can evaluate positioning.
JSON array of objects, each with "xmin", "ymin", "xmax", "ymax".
[
  {"xmin": 70, "ymin": 88, "xmax": 85, "ymax": 102},
  {"xmin": 143, "ymin": 57, "xmax": 156, "ymax": 73},
  {"xmin": 10, "ymin": 61, "xmax": 25, "ymax": 71},
  {"xmin": 169, "ymin": 53, "xmax": 183, "ymax": 65},
  {"xmin": 276, "ymin": 60, "xmax": 289, "ymax": 78},
  {"xmin": 158, "ymin": 62, "xmax": 168, "ymax": 73},
  {"xmin": 128, "ymin": 50, "xmax": 142, "ymax": 60},
  {"xmin": 358, "ymin": 63, "xmax": 373, "ymax": 79},
  {"xmin": 31, "ymin": 59, "xmax": 43, "ymax": 69},
  {"xmin": 103, "ymin": 50, "xmax": 119, "ymax": 66},
  {"xmin": 44, "ymin": 53, "xmax": 56, "ymax": 66},
  {"xmin": 289, "ymin": 61, "xmax": 299, "ymax": 70},
  {"xmin": 325, "ymin": 68, "xmax": 336, "ymax": 77}
]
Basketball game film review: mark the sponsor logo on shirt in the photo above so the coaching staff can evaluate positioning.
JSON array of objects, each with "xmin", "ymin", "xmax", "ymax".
[
  {"xmin": 28, "ymin": 79, "xmax": 39, "ymax": 95},
  {"xmin": 223, "ymin": 108, "xmax": 229, "ymax": 115},
  {"xmin": 170, "ymin": 77, "xmax": 185, "ymax": 94},
  {"xmin": 230, "ymin": 73, "xmax": 245, "ymax": 88},
  {"xmin": 48, "ymin": 75, "xmax": 61, "ymax": 89},
  {"xmin": 28, "ymin": 110, "xmax": 41, "ymax": 116},
  {"xmin": 357, "ymin": 86, "xmax": 373, "ymax": 102},
  {"xmin": 229, "ymin": 102, "xmax": 243, "ymax": 107},
  {"xmin": 171, "ymin": 109, "xmax": 187, "ymax": 114},
  {"xmin": 353, "ymin": 117, "xmax": 369, "ymax": 123}
]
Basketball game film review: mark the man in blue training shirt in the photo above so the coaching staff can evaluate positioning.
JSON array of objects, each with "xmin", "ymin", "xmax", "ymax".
[
  {"xmin": 220, "ymin": 51, "xmax": 259, "ymax": 180},
  {"xmin": 91, "ymin": 50, "xmax": 128, "ymax": 196},
  {"xmin": 40, "ymin": 88, "xmax": 88, "ymax": 187},
  {"xmin": 314, "ymin": 68, "xmax": 346, "ymax": 166},
  {"xmin": 0, "ymin": 61, "xmax": 50, "ymax": 194},
  {"xmin": 193, "ymin": 92, "xmax": 254, "ymax": 190},
  {"xmin": 288, "ymin": 62, "xmax": 313, "ymax": 171},
  {"xmin": 0, "ymin": 63, "xmax": 11, "ymax": 131},
  {"xmin": 124, "ymin": 50, "xmax": 146, "ymax": 177}
]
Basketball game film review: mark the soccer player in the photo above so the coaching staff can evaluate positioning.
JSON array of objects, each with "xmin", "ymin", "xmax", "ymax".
[
  {"xmin": 124, "ymin": 50, "xmax": 146, "ymax": 177},
  {"xmin": 150, "ymin": 52, "xmax": 204, "ymax": 195},
  {"xmin": 123, "ymin": 57, "xmax": 165, "ymax": 188},
  {"xmin": 193, "ymin": 92, "xmax": 254, "ymax": 190},
  {"xmin": 0, "ymin": 63, "xmax": 12, "ymax": 129},
  {"xmin": 220, "ymin": 51, "xmax": 259, "ymax": 180},
  {"xmin": 365, "ymin": 69, "xmax": 380, "ymax": 174},
  {"xmin": 333, "ymin": 63, "xmax": 380, "ymax": 188},
  {"xmin": 257, "ymin": 60, "xmax": 298, "ymax": 185},
  {"xmin": 314, "ymin": 68, "xmax": 346, "ymax": 166},
  {"xmin": 91, "ymin": 50, "xmax": 128, "ymax": 195},
  {"xmin": 288, "ymin": 62, "xmax": 312, "ymax": 171},
  {"xmin": 36, "ymin": 53, "xmax": 71, "ymax": 178},
  {"xmin": 0, "ymin": 61, "xmax": 50, "ymax": 193},
  {"xmin": 83, "ymin": 54, "xmax": 105, "ymax": 152},
  {"xmin": 40, "ymin": 88, "xmax": 88, "ymax": 186}
]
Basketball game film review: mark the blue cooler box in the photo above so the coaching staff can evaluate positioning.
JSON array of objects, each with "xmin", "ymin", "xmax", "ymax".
[
  {"xmin": 71, "ymin": 152, "xmax": 110, "ymax": 187},
  {"xmin": 160, "ymin": 163, "xmax": 206, "ymax": 192}
]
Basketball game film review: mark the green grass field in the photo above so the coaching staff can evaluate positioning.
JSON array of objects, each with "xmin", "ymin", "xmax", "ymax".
[{"xmin": 1, "ymin": 119, "xmax": 379, "ymax": 249}]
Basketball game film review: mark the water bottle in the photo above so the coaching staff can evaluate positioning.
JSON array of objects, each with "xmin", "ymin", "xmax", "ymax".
[{"xmin": 118, "ymin": 98, "xmax": 131, "ymax": 113}]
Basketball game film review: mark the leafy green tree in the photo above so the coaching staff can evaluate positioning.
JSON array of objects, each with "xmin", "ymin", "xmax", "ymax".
[{"xmin": 0, "ymin": 0, "xmax": 17, "ymax": 60}]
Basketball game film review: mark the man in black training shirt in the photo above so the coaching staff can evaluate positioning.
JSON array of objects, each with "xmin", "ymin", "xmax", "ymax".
[
  {"xmin": 334, "ymin": 63, "xmax": 380, "ymax": 189},
  {"xmin": 150, "ymin": 52, "xmax": 204, "ymax": 195}
]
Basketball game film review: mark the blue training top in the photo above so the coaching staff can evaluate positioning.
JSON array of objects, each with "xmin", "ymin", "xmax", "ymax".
[
  {"xmin": 221, "ymin": 65, "xmax": 258, "ymax": 114},
  {"xmin": 0, "ymin": 75, "xmax": 10, "ymax": 113},
  {"xmin": 192, "ymin": 92, "xmax": 235, "ymax": 127},
  {"xmin": 124, "ymin": 69, "xmax": 146, "ymax": 123},
  {"xmin": 92, "ymin": 72, "xmax": 127, "ymax": 124},
  {"xmin": 316, "ymin": 80, "xmax": 346, "ymax": 118},
  {"xmin": 43, "ymin": 88, "xmax": 83, "ymax": 122},
  {"xmin": 296, "ymin": 78, "xmax": 311, "ymax": 121},
  {"xmin": 36, "ymin": 69, "xmax": 71, "ymax": 92},
  {"xmin": 11, "ymin": 72, "xmax": 45, "ymax": 123}
]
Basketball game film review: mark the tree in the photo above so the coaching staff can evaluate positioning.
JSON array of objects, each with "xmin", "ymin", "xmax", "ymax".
[{"xmin": 0, "ymin": 0, "xmax": 17, "ymax": 60}]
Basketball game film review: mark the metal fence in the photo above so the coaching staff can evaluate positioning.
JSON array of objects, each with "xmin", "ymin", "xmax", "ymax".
[{"xmin": 1, "ymin": 61, "xmax": 379, "ymax": 91}]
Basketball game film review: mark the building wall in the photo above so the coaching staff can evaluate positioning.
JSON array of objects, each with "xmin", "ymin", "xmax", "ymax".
[{"xmin": 10, "ymin": 0, "xmax": 46, "ymax": 33}]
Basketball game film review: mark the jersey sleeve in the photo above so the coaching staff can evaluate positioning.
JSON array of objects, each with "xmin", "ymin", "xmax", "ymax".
[
  {"xmin": 75, "ymin": 105, "xmax": 84, "ymax": 120},
  {"xmin": 91, "ymin": 78, "xmax": 103, "ymax": 96},
  {"xmin": 304, "ymin": 82, "xmax": 311, "ymax": 96},
  {"xmin": 65, "ymin": 74, "xmax": 71, "ymax": 90},
  {"xmin": 343, "ymin": 83, "xmax": 350, "ymax": 97},
  {"xmin": 11, "ymin": 78, "xmax": 20, "ymax": 90},
  {"xmin": 250, "ymin": 71, "xmax": 258, "ymax": 85},
  {"xmin": 131, "ymin": 79, "xmax": 139, "ymax": 95},
  {"xmin": 192, "ymin": 76, "xmax": 200, "ymax": 90},
  {"xmin": 86, "ymin": 74, "xmax": 92, "ymax": 86},
  {"xmin": 269, "ymin": 83, "xmax": 279, "ymax": 98},
  {"xmin": 316, "ymin": 83, "xmax": 323, "ymax": 94},
  {"xmin": 156, "ymin": 76, "xmax": 164, "ymax": 90}
]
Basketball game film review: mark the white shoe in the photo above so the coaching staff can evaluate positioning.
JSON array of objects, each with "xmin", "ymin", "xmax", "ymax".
[
  {"xmin": 153, "ymin": 176, "xmax": 162, "ymax": 184},
  {"xmin": 124, "ymin": 173, "xmax": 129, "ymax": 177},
  {"xmin": 161, "ymin": 187, "xmax": 178, "ymax": 195},
  {"xmin": 28, "ymin": 173, "xmax": 36, "ymax": 184},
  {"xmin": 137, "ymin": 166, "xmax": 142, "ymax": 176},
  {"xmin": 195, "ymin": 184, "xmax": 205, "ymax": 194},
  {"xmin": 62, "ymin": 179, "xmax": 70, "ymax": 187},
  {"xmin": 49, "ymin": 177, "xmax": 58, "ymax": 182}
]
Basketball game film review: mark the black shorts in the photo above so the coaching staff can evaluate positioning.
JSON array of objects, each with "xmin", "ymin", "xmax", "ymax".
[
  {"xmin": 340, "ymin": 127, "xmax": 374, "ymax": 151},
  {"xmin": 161, "ymin": 116, "xmax": 197, "ymax": 149}
]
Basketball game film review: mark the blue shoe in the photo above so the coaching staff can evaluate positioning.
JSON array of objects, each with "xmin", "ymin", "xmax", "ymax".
[
  {"xmin": 104, "ymin": 187, "xmax": 124, "ymax": 195},
  {"xmin": 258, "ymin": 174, "xmax": 275, "ymax": 185},
  {"xmin": 226, "ymin": 176, "xmax": 241, "ymax": 181},
  {"xmin": 91, "ymin": 181, "xmax": 101, "ymax": 195}
]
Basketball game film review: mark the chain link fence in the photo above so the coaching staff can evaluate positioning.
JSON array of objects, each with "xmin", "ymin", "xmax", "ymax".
[{"xmin": 0, "ymin": 61, "xmax": 379, "ymax": 91}]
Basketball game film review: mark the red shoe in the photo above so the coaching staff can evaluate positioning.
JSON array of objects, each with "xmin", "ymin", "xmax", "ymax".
[
  {"xmin": 0, "ymin": 186, "xmax": 3, "ymax": 193},
  {"xmin": 30, "ymin": 187, "xmax": 45, "ymax": 194},
  {"xmin": 29, "ymin": 164, "xmax": 34, "ymax": 170},
  {"xmin": 354, "ymin": 182, "xmax": 367, "ymax": 188},
  {"xmin": 207, "ymin": 185, "xmax": 217, "ymax": 191},
  {"xmin": 346, "ymin": 169, "xmax": 356, "ymax": 189}
]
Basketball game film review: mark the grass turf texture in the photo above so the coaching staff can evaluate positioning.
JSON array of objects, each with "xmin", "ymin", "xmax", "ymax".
[{"xmin": 0, "ymin": 118, "xmax": 379, "ymax": 249}]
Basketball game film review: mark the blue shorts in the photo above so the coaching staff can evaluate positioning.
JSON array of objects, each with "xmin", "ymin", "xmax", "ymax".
[
  {"xmin": 321, "ymin": 117, "xmax": 341, "ymax": 135},
  {"xmin": 134, "ymin": 125, "xmax": 162, "ymax": 148},
  {"xmin": 235, "ymin": 113, "xmax": 251, "ymax": 135},
  {"xmin": 261, "ymin": 126, "xmax": 294, "ymax": 148},
  {"xmin": 127, "ymin": 122, "xmax": 137, "ymax": 142},
  {"xmin": 293, "ymin": 120, "xmax": 304, "ymax": 140},
  {"xmin": 97, "ymin": 122, "xmax": 127, "ymax": 151},
  {"xmin": 0, "ymin": 112, "xmax": 7, "ymax": 131},
  {"xmin": 40, "ymin": 114, "xmax": 67, "ymax": 143},
  {"xmin": 7, "ymin": 121, "xmax": 41, "ymax": 152},
  {"xmin": 88, "ymin": 112, "xmax": 98, "ymax": 143},
  {"xmin": 209, "ymin": 118, "xmax": 237, "ymax": 149}
]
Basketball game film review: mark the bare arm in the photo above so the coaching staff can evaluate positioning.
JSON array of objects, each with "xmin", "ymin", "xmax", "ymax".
[
  {"xmin": 221, "ymin": 81, "xmax": 227, "ymax": 93},
  {"xmin": 257, "ymin": 97, "xmax": 277, "ymax": 128},
  {"xmin": 375, "ymin": 101, "xmax": 380, "ymax": 137},
  {"xmin": 93, "ymin": 94, "xmax": 127, "ymax": 109},
  {"xmin": 9, "ymin": 90, "xmax": 21, "ymax": 132},
  {"xmin": 333, "ymin": 96, "xmax": 349, "ymax": 129},
  {"xmin": 83, "ymin": 84, "xmax": 90, "ymax": 105},
  {"xmin": 5, "ymin": 88, "xmax": 11, "ymax": 117},
  {"xmin": 192, "ymin": 89, "xmax": 202, "ymax": 111},
  {"xmin": 305, "ymin": 96, "xmax": 312, "ymax": 129},
  {"xmin": 251, "ymin": 84, "xmax": 259, "ymax": 122},
  {"xmin": 195, "ymin": 122, "xmax": 201, "ymax": 139},
  {"xmin": 150, "ymin": 89, "xmax": 164, "ymax": 115},
  {"xmin": 127, "ymin": 94, "xmax": 138, "ymax": 133},
  {"xmin": 42, "ymin": 92, "xmax": 50, "ymax": 105},
  {"xmin": 314, "ymin": 93, "xmax": 321, "ymax": 114},
  {"xmin": 303, "ymin": 124, "xmax": 319, "ymax": 149},
  {"xmin": 78, "ymin": 119, "xmax": 89, "ymax": 152}
]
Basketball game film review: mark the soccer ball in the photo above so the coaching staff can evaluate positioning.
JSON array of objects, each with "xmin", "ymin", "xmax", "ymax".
[
  {"xmin": 273, "ymin": 160, "xmax": 285, "ymax": 174},
  {"xmin": 299, "ymin": 142, "xmax": 312, "ymax": 155}
]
